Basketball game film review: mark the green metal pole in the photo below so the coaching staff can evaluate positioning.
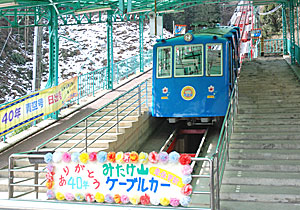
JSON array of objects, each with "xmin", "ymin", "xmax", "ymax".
[
  {"xmin": 297, "ymin": 2, "xmax": 299, "ymax": 46},
  {"xmin": 290, "ymin": 0, "xmax": 296, "ymax": 64},
  {"xmin": 107, "ymin": 10, "xmax": 113, "ymax": 89},
  {"xmin": 46, "ymin": 6, "xmax": 59, "ymax": 119},
  {"xmin": 282, "ymin": 3, "xmax": 288, "ymax": 55},
  {"xmin": 139, "ymin": 15, "xmax": 144, "ymax": 73}
]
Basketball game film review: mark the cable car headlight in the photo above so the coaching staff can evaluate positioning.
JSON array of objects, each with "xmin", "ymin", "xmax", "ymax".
[{"xmin": 184, "ymin": 33, "xmax": 193, "ymax": 42}]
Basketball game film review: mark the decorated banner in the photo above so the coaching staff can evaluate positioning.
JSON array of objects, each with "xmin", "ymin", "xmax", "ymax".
[
  {"xmin": 45, "ymin": 151, "xmax": 193, "ymax": 207},
  {"xmin": 174, "ymin": 25, "xmax": 187, "ymax": 35},
  {"xmin": 0, "ymin": 77, "xmax": 78, "ymax": 137}
]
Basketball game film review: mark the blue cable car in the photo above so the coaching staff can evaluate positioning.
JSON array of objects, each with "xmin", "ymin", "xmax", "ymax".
[{"xmin": 151, "ymin": 26, "xmax": 240, "ymax": 123}]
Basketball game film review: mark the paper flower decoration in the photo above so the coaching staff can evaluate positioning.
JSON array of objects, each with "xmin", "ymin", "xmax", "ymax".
[
  {"xmin": 44, "ymin": 153, "xmax": 53, "ymax": 163},
  {"xmin": 85, "ymin": 193, "xmax": 95, "ymax": 202},
  {"xmin": 180, "ymin": 196, "xmax": 191, "ymax": 207},
  {"xmin": 62, "ymin": 152, "xmax": 71, "ymax": 163},
  {"xmin": 105, "ymin": 194, "xmax": 114, "ymax": 203},
  {"xmin": 114, "ymin": 194, "xmax": 121, "ymax": 203},
  {"xmin": 121, "ymin": 195, "xmax": 129, "ymax": 204},
  {"xmin": 89, "ymin": 152, "xmax": 97, "ymax": 161},
  {"xmin": 123, "ymin": 152, "xmax": 130, "ymax": 163},
  {"xmin": 65, "ymin": 193, "xmax": 74, "ymax": 201},
  {"xmin": 129, "ymin": 195, "xmax": 140, "ymax": 205},
  {"xmin": 170, "ymin": 198, "xmax": 180, "ymax": 207},
  {"xmin": 182, "ymin": 164, "xmax": 193, "ymax": 175},
  {"xmin": 46, "ymin": 190, "xmax": 55, "ymax": 199},
  {"xmin": 148, "ymin": 151, "xmax": 158, "ymax": 163},
  {"xmin": 107, "ymin": 152, "xmax": 116, "ymax": 163},
  {"xmin": 130, "ymin": 151, "xmax": 139, "ymax": 163},
  {"xmin": 75, "ymin": 193, "xmax": 84, "ymax": 201},
  {"xmin": 56, "ymin": 192, "xmax": 65, "ymax": 201},
  {"xmin": 95, "ymin": 192, "xmax": 105, "ymax": 203},
  {"xmin": 52, "ymin": 152, "xmax": 62, "ymax": 163},
  {"xmin": 97, "ymin": 151, "xmax": 107, "ymax": 163},
  {"xmin": 138, "ymin": 152, "xmax": 148, "ymax": 164},
  {"xmin": 169, "ymin": 151, "xmax": 180, "ymax": 163},
  {"xmin": 181, "ymin": 184, "xmax": 193, "ymax": 196},
  {"xmin": 46, "ymin": 181, "xmax": 54, "ymax": 189},
  {"xmin": 182, "ymin": 175, "xmax": 192, "ymax": 184},
  {"xmin": 79, "ymin": 153, "xmax": 89, "ymax": 164},
  {"xmin": 116, "ymin": 152, "xmax": 124, "ymax": 163},
  {"xmin": 140, "ymin": 194, "xmax": 150, "ymax": 205},
  {"xmin": 46, "ymin": 172, "xmax": 55, "ymax": 182},
  {"xmin": 160, "ymin": 197, "xmax": 170, "ymax": 206},
  {"xmin": 179, "ymin": 154, "xmax": 191, "ymax": 165},
  {"xmin": 46, "ymin": 163, "xmax": 54, "ymax": 172},
  {"xmin": 158, "ymin": 151, "xmax": 169, "ymax": 164},
  {"xmin": 150, "ymin": 196, "xmax": 160, "ymax": 205},
  {"xmin": 71, "ymin": 152, "xmax": 80, "ymax": 163}
]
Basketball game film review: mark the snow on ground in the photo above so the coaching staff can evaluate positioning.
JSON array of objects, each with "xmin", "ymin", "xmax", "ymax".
[{"xmin": 42, "ymin": 16, "xmax": 173, "ymax": 86}]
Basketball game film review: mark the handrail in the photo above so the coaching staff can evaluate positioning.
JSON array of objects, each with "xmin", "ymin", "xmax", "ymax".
[
  {"xmin": 1, "ymin": 50, "xmax": 153, "ymax": 141},
  {"xmin": 36, "ymin": 79, "xmax": 148, "ymax": 152}
]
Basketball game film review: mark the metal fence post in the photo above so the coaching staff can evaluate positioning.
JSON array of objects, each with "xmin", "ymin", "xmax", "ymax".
[
  {"xmin": 8, "ymin": 156, "xmax": 14, "ymax": 199},
  {"xmin": 216, "ymin": 154, "xmax": 220, "ymax": 210},
  {"xmin": 210, "ymin": 159, "xmax": 215, "ymax": 210},
  {"xmin": 34, "ymin": 163, "xmax": 39, "ymax": 199},
  {"xmin": 85, "ymin": 119, "xmax": 88, "ymax": 153},
  {"xmin": 116, "ymin": 99, "xmax": 119, "ymax": 133},
  {"xmin": 138, "ymin": 85, "xmax": 141, "ymax": 116}
]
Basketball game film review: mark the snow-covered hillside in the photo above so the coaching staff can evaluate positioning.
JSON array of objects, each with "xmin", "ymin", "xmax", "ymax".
[
  {"xmin": 47, "ymin": 19, "xmax": 173, "ymax": 84},
  {"xmin": 1, "ymin": 17, "xmax": 173, "ymax": 103}
]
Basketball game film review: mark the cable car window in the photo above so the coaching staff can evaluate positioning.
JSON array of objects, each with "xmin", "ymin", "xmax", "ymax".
[
  {"xmin": 206, "ymin": 43, "xmax": 223, "ymax": 76},
  {"xmin": 156, "ymin": 47, "xmax": 172, "ymax": 78},
  {"xmin": 174, "ymin": 44, "xmax": 203, "ymax": 77}
]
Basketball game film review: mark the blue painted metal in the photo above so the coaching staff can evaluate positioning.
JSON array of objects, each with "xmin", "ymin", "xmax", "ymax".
[{"xmin": 152, "ymin": 27, "xmax": 240, "ymax": 118}]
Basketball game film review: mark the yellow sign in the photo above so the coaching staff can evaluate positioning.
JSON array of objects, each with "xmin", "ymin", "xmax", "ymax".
[
  {"xmin": 0, "ymin": 77, "xmax": 78, "ymax": 136},
  {"xmin": 181, "ymin": 86, "xmax": 196, "ymax": 101},
  {"xmin": 207, "ymin": 95, "xmax": 215, "ymax": 99},
  {"xmin": 149, "ymin": 167, "xmax": 184, "ymax": 188},
  {"xmin": 161, "ymin": 96, "xmax": 168, "ymax": 100}
]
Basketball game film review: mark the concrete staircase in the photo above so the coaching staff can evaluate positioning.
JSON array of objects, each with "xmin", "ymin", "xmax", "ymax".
[
  {"xmin": 220, "ymin": 57, "xmax": 300, "ymax": 210},
  {"xmin": 0, "ymin": 79, "xmax": 162, "ymax": 199}
]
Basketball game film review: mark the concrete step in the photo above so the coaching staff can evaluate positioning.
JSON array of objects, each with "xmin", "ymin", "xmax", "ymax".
[
  {"xmin": 220, "ymin": 185, "xmax": 300, "ymax": 203},
  {"xmin": 221, "ymin": 200, "xmax": 300, "ymax": 210},
  {"xmin": 58, "ymin": 132, "xmax": 120, "ymax": 141},
  {"xmin": 234, "ymin": 125, "xmax": 300, "ymax": 132},
  {"xmin": 229, "ymin": 148, "xmax": 300, "ymax": 160},
  {"xmin": 66, "ymin": 126, "xmax": 127, "ymax": 134},
  {"xmin": 222, "ymin": 171, "xmax": 300, "ymax": 186},
  {"xmin": 238, "ymin": 103, "xmax": 300, "ymax": 109},
  {"xmin": 234, "ymin": 118, "xmax": 300, "ymax": 126},
  {"xmin": 231, "ymin": 132, "xmax": 300, "ymax": 140},
  {"xmin": 45, "ymin": 139, "xmax": 116, "ymax": 149},
  {"xmin": 230, "ymin": 140, "xmax": 300, "ymax": 149},
  {"xmin": 37, "ymin": 147, "xmax": 105, "ymax": 153},
  {"xmin": 225, "ymin": 159, "xmax": 300, "ymax": 172},
  {"xmin": 0, "ymin": 177, "xmax": 47, "ymax": 192},
  {"xmin": 77, "ymin": 120, "xmax": 134, "ymax": 127},
  {"xmin": 236, "ymin": 113, "xmax": 300, "ymax": 120},
  {"xmin": 0, "ymin": 167, "xmax": 47, "ymax": 179},
  {"xmin": 88, "ymin": 115, "xmax": 139, "ymax": 122},
  {"xmin": 238, "ymin": 107, "xmax": 300, "ymax": 114},
  {"xmin": 238, "ymin": 97, "xmax": 300, "ymax": 105}
]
